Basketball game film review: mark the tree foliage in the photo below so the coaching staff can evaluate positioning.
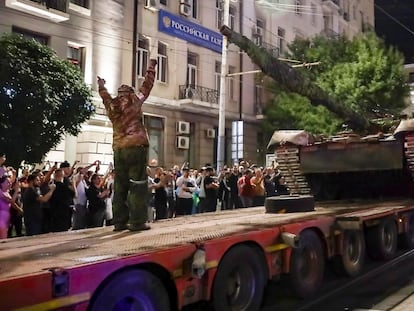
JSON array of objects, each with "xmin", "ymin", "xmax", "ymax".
[
  {"xmin": 262, "ymin": 31, "xmax": 409, "ymax": 138},
  {"xmin": 0, "ymin": 33, "xmax": 94, "ymax": 168}
]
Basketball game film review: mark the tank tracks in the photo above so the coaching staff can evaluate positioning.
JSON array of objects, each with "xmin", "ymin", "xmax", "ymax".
[
  {"xmin": 404, "ymin": 134, "xmax": 414, "ymax": 181},
  {"xmin": 275, "ymin": 145, "xmax": 311, "ymax": 195}
]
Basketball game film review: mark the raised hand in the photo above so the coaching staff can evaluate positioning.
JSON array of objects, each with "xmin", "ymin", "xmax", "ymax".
[{"xmin": 97, "ymin": 76, "xmax": 106, "ymax": 88}]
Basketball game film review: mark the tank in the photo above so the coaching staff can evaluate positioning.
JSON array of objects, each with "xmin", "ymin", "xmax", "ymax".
[
  {"xmin": 267, "ymin": 119, "xmax": 414, "ymax": 200},
  {"xmin": 220, "ymin": 26, "xmax": 414, "ymax": 201}
]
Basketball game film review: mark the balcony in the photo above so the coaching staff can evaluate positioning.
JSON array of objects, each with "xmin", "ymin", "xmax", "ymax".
[
  {"xmin": 5, "ymin": 0, "xmax": 69, "ymax": 22},
  {"xmin": 179, "ymin": 85, "xmax": 219, "ymax": 104}
]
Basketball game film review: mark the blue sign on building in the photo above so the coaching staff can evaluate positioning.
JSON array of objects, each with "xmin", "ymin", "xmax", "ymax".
[{"xmin": 158, "ymin": 9, "xmax": 223, "ymax": 54}]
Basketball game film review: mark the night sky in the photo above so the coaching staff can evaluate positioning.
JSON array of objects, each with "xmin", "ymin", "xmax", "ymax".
[{"xmin": 375, "ymin": 0, "xmax": 414, "ymax": 63}]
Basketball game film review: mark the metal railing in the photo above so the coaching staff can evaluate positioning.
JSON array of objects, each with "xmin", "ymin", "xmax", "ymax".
[{"xmin": 179, "ymin": 85, "xmax": 219, "ymax": 104}]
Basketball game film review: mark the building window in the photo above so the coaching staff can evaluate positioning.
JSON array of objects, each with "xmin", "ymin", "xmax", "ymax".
[
  {"xmin": 215, "ymin": 61, "xmax": 221, "ymax": 93},
  {"xmin": 144, "ymin": 115, "xmax": 164, "ymax": 165},
  {"xmin": 229, "ymin": 5, "xmax": 236, "ymax": 29},
  {"xmin": 70, "ymin": 0, "xmax": 89, "ymax": 8},
  {"xmin": 13, "ymin": 27, "xmax": 48, "ymax": 45},
  {"xmin": 187, "ymin": 52, "xmax": 197, "ymax": 87},
  {"xmin": 254, "ymin": 19, "xmax": 264, "ymax": 46},
  {"xmin": 216, "ymin": 0, "xmax": 223, "ymax": 29},
  {"xmin": 277, "ymin": 27, "xmax": 286, "ymax": 55},
  {"xmin": 192, "ymin": 0, "xmax": 198, "ymax": 19},
  {"xmin": 228, "ymin": 66, "xmax": 235, "ymax": 100},
  {"xmin": 157, "ymin": 42, "xmax": 167, "ymax": 83},
  {"xmin": 255, "ymin": 85, "xmax": 263, "ymax": 115},
  {"xmin": 215, "ymin": 1, "xmax": 235, "ymax": 29},
  {"xmin": 67, "ymin": 43, "xmax": 85, "ymax": 72},
  {"xmin": 137, "ymin": 36, "xmax": 149, "ymax": 78}
]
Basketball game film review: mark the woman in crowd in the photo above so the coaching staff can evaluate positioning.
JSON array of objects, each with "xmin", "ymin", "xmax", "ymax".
[
  {"xmin": 86, "ymin": 173, "xmax": 110, "ymax": 228},
  {"xmin": 0, "ymin": 175, "xmax": 20, "ymax": 239}
]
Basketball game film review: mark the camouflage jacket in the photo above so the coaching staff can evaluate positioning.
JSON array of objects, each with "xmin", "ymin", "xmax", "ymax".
[{"xmin": 98, "ymin": 65, "xmax": 156, "ymax": 150}]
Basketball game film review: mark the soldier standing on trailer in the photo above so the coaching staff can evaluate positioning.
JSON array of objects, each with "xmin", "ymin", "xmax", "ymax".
[{"xmin": 97, "ymin": 59, "xmax": 157, "ymax": 232}]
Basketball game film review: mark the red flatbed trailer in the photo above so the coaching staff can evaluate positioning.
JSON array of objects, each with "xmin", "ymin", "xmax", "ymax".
[{"xmin": 1, "ymin": 199, "xmax": 414, "ymax": 311}]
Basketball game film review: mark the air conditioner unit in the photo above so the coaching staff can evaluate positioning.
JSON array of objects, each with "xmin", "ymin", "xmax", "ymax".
[
  {"xmin": 206, "ymin": 128, "xmax": 216, "ymax": 139},
  {"xmin": 176, "ymin": 121, "xmax": 190, "ymax": 135},
  {"xmin": 145, "ymin": 0, "xmax": 157, "ymax": 8},
  {"xmin": 176, "ymin": 136, "xmax": 190, "ymax": 149},
  {"xmin": 185, "ymin": 86, "xmax": 195, "ymax": 99},
  {"xmin": 179, "ymin": 3, "xmax": 191, "ymax": 16}
]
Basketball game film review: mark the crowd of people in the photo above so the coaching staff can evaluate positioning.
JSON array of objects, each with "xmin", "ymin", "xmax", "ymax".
[
  {"xmin": 0, "ymin": 154, "xmax": 115, "ymax": 239},
  {"xmin": 0, "ymin": 152, "xmax": 289, "ymax": 239},
  {"xmin": 146, "ymin": 160, "xmax": 289, "ymax": 220}
]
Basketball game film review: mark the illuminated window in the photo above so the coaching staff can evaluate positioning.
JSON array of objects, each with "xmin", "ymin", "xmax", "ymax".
[
  {"xmin": 67, "ymin": 44, "xmax": 85, "ymax": 72},
  {"xmin": 144, "ymin": 115, "xmax": 164, "ymax": 165}
]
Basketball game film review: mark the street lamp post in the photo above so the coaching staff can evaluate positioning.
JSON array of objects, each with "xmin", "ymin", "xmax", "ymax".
[{"xmin": 217, "ymin": 0, "xmax": 230, "ymax": 173}]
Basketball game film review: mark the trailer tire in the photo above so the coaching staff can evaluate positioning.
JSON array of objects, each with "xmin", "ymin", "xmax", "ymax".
[
  {"xmin": 88, "ymin": 269, "xmax": 170, "ymax": 311},
  {"xmin": 367, "ymin": 217, "xmax": 397, "ymax": 260},
  {"xmin": 212, "ymin": 244, "xmax": 266, "ymax": 311},
  {"xmin": 333, "ymin": 230, "xmax": 366, "ymax": 277},
  {"xmin": 289, "ymin": 230, "xmax": 324, "ymax": 299},
  {"xmin": 400, "ymin": 213, "xmax": 414, "ymax": 249},
  {"xmin": 265, "ymin": 195, "xmax": 315, "ymax": 213}
]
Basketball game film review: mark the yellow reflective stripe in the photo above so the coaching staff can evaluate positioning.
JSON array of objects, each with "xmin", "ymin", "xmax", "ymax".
[
  {"xmin": 265, "ymin": 243, "xmax": 290, "ymax": 253},
  {"xmin": 15, "ymin": 292, "xmax": 90, "ymax": 311},
  {"xmin": 205, "ymin": 260, "xmax": 218, "ymax": 269}
]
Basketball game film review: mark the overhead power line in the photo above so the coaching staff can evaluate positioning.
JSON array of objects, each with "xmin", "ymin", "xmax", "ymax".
[{"xmin": 375, "ymin": 4, "xmax": 414, "ymax": 36}]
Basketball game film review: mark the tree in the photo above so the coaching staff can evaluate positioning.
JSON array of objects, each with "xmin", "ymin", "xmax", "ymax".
[
  {"xmin": 0, "ymin": 33, "xmax": 94, "ymax": 169},
  {"xmin": 265, "ymin": 32, "xmax": 409, "ymax": 135}
]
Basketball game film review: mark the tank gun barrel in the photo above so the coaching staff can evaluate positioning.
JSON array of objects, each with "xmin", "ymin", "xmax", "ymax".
[{"xmin": 220, "ymin": 26, "xmax": 370, "ymax": 132}]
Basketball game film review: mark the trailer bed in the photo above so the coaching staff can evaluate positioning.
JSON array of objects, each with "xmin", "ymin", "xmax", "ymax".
[{"xmin": 1, "ymin": 199, "xmax": 412, "ymax": 280}]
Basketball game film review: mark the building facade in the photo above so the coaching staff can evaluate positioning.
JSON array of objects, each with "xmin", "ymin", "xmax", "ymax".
[{"xmin": 0, "ymin": 0, "xmax": 374, "ymax": 170}]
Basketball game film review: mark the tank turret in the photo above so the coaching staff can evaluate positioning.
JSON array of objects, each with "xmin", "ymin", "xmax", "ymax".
[{"xmin": 220, "ymin": 25, "xmax": 370, "ymax": 132}]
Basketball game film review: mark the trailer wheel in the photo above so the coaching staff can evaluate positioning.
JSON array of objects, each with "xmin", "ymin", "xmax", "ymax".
[
  {"xmin": 400, "ymin": 213, "xmax": 414, "ymax": 249},
  {"xmin": 367, "ymin": 217, "xmax": 397, "ymax": 260},
  {"xmin": 212, "ymin": 244, "xmax": 266, "ymax": 311},
  {"xmin": 88, "ymin": 269, "xmax": 170, "ymax": 311},
  {"xmin": 265, "ymin": 195, "xmax": 315, "ymax": 213},
  {"xmin": 289, "ymin": 230, "xmax": 324, "ymax": 299},
  {"xmin": 333, "ymin": 230, "xmax": 366, "ymax": 277}
]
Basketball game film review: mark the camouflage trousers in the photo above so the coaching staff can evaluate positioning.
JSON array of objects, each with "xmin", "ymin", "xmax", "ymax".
[{"xmin": 112, "ymin": 146, "xmax": 148, "ymax": 227}]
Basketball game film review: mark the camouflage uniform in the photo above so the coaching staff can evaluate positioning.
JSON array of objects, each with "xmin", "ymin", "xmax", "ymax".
[{"xmin": 98, "ymin": 62, "xmax": 156, "ymax": 230}]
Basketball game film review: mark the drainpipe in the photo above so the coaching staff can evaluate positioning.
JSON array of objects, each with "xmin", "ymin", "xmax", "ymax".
[
  {"xmin": 132, "ymin": 0, "xmax": 138, "ymax": 87},
  {"xmin": 238, "ymin": 0, "xmax": 243, "ymax": 120}
]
